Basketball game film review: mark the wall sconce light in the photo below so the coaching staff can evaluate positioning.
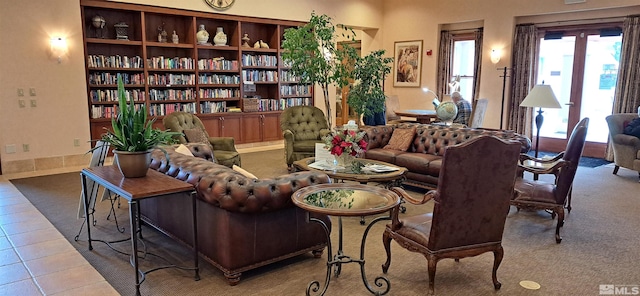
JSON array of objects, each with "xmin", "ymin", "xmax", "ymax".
[
  {"xmin": 490, "ymin": 49, "xmax": 501, "ymax": 64},
  {"xmin": 50, "ymin": 37, "xmax": 68, "ymax": 63}
]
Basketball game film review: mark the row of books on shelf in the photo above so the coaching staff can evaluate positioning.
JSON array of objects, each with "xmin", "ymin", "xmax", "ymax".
[
  {"xmin": 149, "ymin": 102, "xmax": 196, "ymax": 116},
  {"xmin": 148, "ymin": 56, "xmax": 195, "ymax": 70},
  {"xmin": 197, "ymin": 58, "xmax": 238, "ymax": 71},
  {"xmin": 200, "ymin": 101, "xmax": 227, "ymax": 113},
  {"xmin": 91, "ymin": 104, "xmax": 141, "ymax": 119},
  {"xmin": 149, "ymin": 89, "xmax": 195, "ymax": 101},
  {"xmin": 280, "ymin": 85, "xmax": 312, "ymax": 96},
  {"xmin": 242, "ymin": 97, "xmax": 313, "ymax": 112},
  {"xmin": 242, "ymin": 70, "xmax": 278, "ymax": 82},
  {"xmin": 198, "ymin": 74, "xmax": 240, "ymax": 84},
  {"xmin": 280, "ymin": 71, "xmax": 303, "ymax": 83},
  {"xmin": 199, "ymin": 88, "xmax": 240, "ymax": 99},
  {"xmin": 147, "ymin": 73, "xmax": 196, "ymax": 86},
  {"xmin": 90, "ymin": 89, "xmax": 145, "ymax": 102},
  {"xmin": 241, "ymin": 54, "xmax": 277, "ymax": 67},
  {"xmin": 87, "ymin": 55, "xmax": 144, "ymax": 69},
  {"xmin": 89, "ymin": 72, "xmax": 145, "ymax": 85}
]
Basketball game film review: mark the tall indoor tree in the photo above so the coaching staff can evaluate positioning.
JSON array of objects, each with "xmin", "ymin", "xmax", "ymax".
[
  {"xmin": 344, "ymin": 49, "xmax": 393, "ymax": 125},
  {"xmin": 281, "ymin": 12, "xmax": 353, "ymax": 127}
]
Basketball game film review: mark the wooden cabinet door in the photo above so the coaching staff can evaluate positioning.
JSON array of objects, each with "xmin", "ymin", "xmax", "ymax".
[
  {"xmin": 200, "ymin": 116, "xmax": 223, "ymax": 138},
  {"xmin": 220, "ymin": 114, "xmax": 242, "ymax": 140},
  {"xmin": 262, "ymin": 112, "xmax": 282, "ymax": 141},
  {"xmin": 241, "ymin": 113, "xmax": 262, "ymax": 143}
]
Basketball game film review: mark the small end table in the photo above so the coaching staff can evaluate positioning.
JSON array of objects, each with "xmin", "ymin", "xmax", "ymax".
[
  {"xmin": 292, "ymin": 183, "xmax": 400, "ymax": 296},
  {"xmin": 81, "ymin": 166, "xmax": 200, "ymax": 296}
]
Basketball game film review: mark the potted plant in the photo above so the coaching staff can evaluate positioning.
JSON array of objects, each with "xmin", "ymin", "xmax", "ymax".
[
  {"xmin": 96, "ymin": 75, "xmax": 179, "ymax": 177},
  {"xmin": 281, "ymin": 12, "xmax": 353, "ymax": 128},
  {"xmin": 344, "ymin": 49, "xmax": 393, "ymax": 126}
]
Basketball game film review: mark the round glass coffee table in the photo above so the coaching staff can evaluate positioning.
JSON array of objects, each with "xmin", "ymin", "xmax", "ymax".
[
  {"xmin": 294, "ymin": 157, "xmax": 408, "ymax": 224},
  {"xmin": 292, "ymin": 183, "xmax": 400, "ymax": 296},
  {"xmin": 293, "ymin": 157, "xmax": 407, "ymax": 188}
]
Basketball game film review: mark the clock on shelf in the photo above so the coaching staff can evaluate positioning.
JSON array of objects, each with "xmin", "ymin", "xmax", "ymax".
[{"xmin": 204, "ymin": 0, "xmax": 235, "ymax": 11}]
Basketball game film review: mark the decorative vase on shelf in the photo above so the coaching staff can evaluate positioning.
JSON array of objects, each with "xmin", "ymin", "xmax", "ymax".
[
  {"xmin": 196, "ymin": 24, "xmax": 210, "ymax": 45},
  {"xmin": 241, "ymin": 33, "xmax": 250, "ymax": 48},
  {"xmin": 213, "ymin": 27, "xmax": 227, "ymax": 46}
]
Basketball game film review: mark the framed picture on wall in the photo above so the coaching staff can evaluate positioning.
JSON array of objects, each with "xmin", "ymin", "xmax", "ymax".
[{"xmin": 393, "ymin": 40, "xmax": 422, "ymax": 87}]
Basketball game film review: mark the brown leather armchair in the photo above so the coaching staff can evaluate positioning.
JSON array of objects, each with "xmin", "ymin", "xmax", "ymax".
[
  {"xmin": 280, "ymin": 105, "xmax": 331, "ymax": 171},
  {"xmin": 382, "ymin": 136, "xmax": 521, "ymax": 295},
  {"xmin": 605, "ymin": 113, "xmax": 640, "ymax": 180},
  {"xmin": 512, "ymin": 118, "xmax": 588, "ymax": 243},
  {"xmin": 163, "ymin": 111, "xmax": 241, "ymax": 167}
]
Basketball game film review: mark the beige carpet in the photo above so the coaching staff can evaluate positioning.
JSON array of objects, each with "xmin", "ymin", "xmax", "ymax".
[{"xmin": 10, "ymin": 148, "xmax": 640, "ymax": 296}]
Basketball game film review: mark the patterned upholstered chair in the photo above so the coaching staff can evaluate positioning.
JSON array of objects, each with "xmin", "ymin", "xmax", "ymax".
[
  {"xmin": 606, "ymin": 113, "xmax": 640, "ymax": 181},
  {"xmin": 163, "ymin": 111, "xmax": 241, "ymax": 167},
  {"xmin": 280, "ymin": 105, "xmax": 331, "ymax": 171},
  {"xmin": 382, "ymin": 136, "xmax": 521, "ymax": 295}
]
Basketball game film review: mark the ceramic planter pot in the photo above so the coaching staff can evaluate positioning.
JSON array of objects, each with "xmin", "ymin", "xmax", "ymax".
[{"xmin": 113, "ymin": 150, "xmax": 151, "ymax": 178}]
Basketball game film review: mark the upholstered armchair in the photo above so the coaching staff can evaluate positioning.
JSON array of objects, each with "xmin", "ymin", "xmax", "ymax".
[
  {"xmin": 512, "ymin": 118, "xmax": 588, "ymax": 243},
  {"xmin": 605, "ymin": 113, "xmax": 640, "ymax": 181},
  {"xmin": 383, "ymin": 136, "xmax": 521, "ymax": 295},
  {"xmin": 280, "ymin": 106, "xmax": 331, "ymax": 171},
  {"xmin": 163, "ymin": 111, "xmax": 241, "ymax": 167}
]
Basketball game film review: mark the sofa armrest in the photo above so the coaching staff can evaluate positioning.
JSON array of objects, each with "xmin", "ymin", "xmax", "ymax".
[
  {"xmin": 362, "ymin": 125, "xmax": 394, "ymax": 150},
  {"xmin": 208, "ymin": 137, "xmax": 236, "ymax": 151},
  {"xmin": 613, "ymin": 133, "xmax": 640, "ymax": 149},
  {"xmin": 319, "ymin": 128, "xmax": 331, "ymax": 138}
]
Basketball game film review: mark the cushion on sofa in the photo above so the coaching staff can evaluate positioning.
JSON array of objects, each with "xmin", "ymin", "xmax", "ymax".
[
  {"xmin": 384, "ymin": 126, "xmax": 417, "ymax": 151},
  {"xmin": 233, "ymin": 165, "xmax": 258, "ymax": 180}
]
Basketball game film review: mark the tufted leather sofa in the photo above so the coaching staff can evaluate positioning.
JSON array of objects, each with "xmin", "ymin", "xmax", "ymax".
[
  {"xmin": 280, "ymin": 105, "xmax": 332, "ymax": 171},
  {"xmin": 362, "ymin": 123, "xmax": 531, "ymax": 189},
  {"xmin": 140, "ymin": 143, "xmax": 331, "ymax": 285}
]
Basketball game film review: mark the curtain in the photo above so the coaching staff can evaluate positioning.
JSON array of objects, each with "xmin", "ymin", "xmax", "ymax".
[
  {"xmin": 507, "ymin": 24, "xmax": 537, "ymax": 139},
  {"xmin": 606, "ymin": 15, "xmax": 640, "ymax": 160},
  {"xmin": 471, "ymin": 29, "xmax": 483, "ymax": 101},
  {"xmin": 436, "ymin": 30, "xmax": 453, "ymax": 99}
]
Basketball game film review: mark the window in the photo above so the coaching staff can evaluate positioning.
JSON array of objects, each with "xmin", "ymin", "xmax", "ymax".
[{"xmin": 450, "ymin": 35, "xmax": 475, "ymax": 100}]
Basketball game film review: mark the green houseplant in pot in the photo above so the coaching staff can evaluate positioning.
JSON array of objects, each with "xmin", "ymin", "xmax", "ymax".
[
  {"xmin": 344, "ymin": 49, "xmax": 393, "ymax": 126},
  {"xmin": 96, "ymin": 75, "xmax": 179, "ymax": 177}
]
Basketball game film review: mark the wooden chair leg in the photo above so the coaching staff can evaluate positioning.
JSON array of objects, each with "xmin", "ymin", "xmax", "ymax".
[
  {"xmin": 382, "ymin": 230, "xmax": 392, "ymax": 273},
  {"xmin": 427, "ymin": 255, "xmax": 437, "ymax": 296},
  {"xmin": 492, "ymin": 246, "xmax": 504, "ymax": 290},
  {"xmin": 555, "ymin": 208, "xmax": 565, "ymax": 243}
]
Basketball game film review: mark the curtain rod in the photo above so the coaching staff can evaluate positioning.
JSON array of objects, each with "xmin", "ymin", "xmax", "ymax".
[{"xmin": 520, "ymin": 15, "xmax": 625, "ymax": 28}]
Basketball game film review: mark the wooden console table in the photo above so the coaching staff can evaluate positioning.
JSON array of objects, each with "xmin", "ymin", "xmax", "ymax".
[{"xmin": 80, "ymin": 166, "xmax": 200, "ymax": 296}]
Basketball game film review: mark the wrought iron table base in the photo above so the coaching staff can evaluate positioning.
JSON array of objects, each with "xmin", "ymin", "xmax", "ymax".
[{"xmin": 306, "ymin": 215, "xmax": 391, "ymax": 296}]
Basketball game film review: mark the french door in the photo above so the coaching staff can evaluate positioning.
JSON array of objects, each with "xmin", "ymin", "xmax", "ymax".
[{"xmin": 535, "ymin": 25, "xmax": 622, "ymax": 158}]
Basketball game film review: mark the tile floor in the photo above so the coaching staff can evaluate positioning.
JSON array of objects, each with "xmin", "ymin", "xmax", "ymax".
[{"xmin": 0, "ymin": 144, "xmax": 281, "ymax": 295}]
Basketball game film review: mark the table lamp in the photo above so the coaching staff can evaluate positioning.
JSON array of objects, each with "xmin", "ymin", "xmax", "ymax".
[
  {"xmin": 423, "ymin": 87, "xmax": 440, "ymax": 108},
  {"xmin": 520, "ymin": 84, "xmax": 562, "ymax": 158}
]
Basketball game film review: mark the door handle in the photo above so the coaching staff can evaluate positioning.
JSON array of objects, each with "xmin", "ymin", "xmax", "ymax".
[{"xmin": 565, "ymin": 102, "xmax": 574, "ymax": 106}]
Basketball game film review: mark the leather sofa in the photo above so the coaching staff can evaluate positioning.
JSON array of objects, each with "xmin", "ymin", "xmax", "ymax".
[
  {"xmin": 141, "ymin": 144, "xmax": 331, "ymax": 285},
  {"xmin": 362, "ymin": 123, "xmax": 531, "ymax": 189}
]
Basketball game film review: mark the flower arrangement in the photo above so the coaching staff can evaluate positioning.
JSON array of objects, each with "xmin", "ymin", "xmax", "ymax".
[{"xmin": 323, "ymin": 128, "xmax": 368, "ymax": 157}]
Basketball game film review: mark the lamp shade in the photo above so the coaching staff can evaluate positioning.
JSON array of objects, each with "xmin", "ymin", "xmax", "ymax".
[{"xmin": 520, "ymin": 84, "xmax": 562, "ymax": 109}]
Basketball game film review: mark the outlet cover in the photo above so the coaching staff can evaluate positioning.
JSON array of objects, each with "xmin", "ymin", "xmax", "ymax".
[
  {"xmin": 17, "ymin": 88, "xmax": 24, "ymax": 96},
  {"xmin": 74, "ymin": 138, "xmax": 80, "ymax": 147},
  {"xmin": 19, "ymin": 100, "xmax": 26, "ymax": 108},
  {"xmin": 23, "ymin": 144, "xmax": 29, "ymax": 152},
  {"xmin": 29, "ymin": 88, "xmax": 36, "ymax": 96},
  {"xmin": 6, "ymin": 144, "xmax": 16, "ymax": 154},
  {"xmin": 30, "ymin": 100, "xmax": 37, "ymax": 107}
]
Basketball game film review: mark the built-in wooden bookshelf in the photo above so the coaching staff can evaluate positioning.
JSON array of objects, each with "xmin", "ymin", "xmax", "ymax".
[{"xmin": 80, "ymin": 0, "xmax": 313, "ymax": 144}]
